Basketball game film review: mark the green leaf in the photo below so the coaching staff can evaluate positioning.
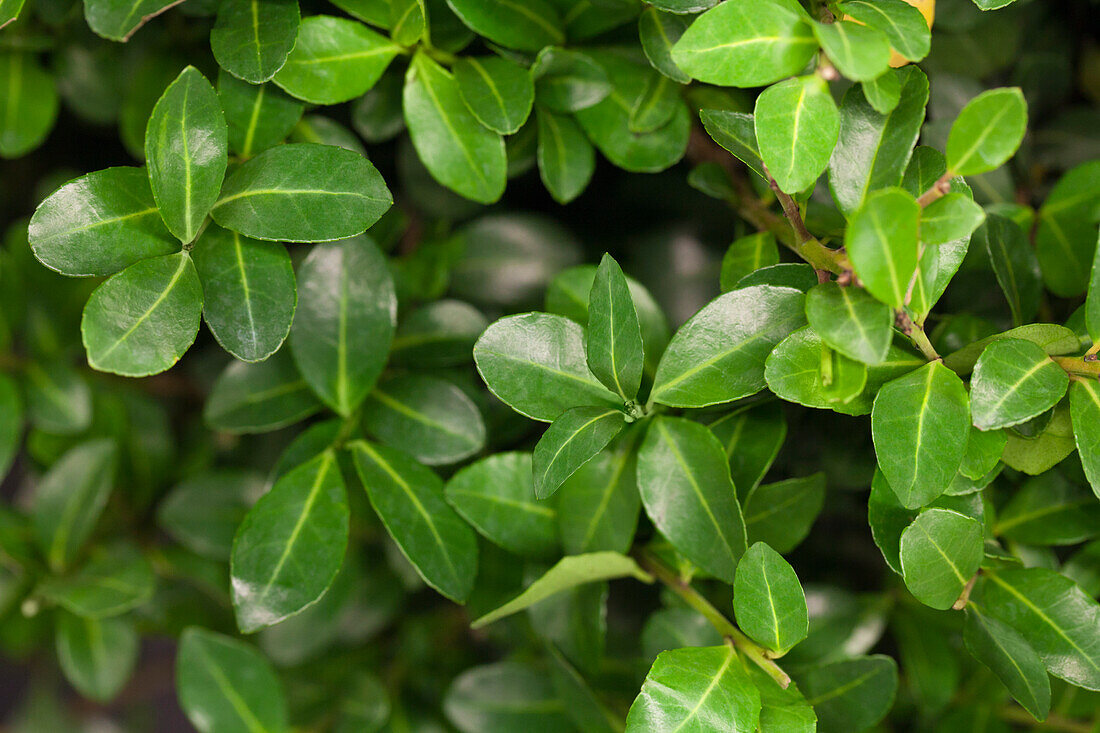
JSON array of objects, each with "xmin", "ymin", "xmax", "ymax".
[
  {"xmin": 921, "ymin": 193, "xmax": 985, "ymax": 245},
  {"xmin": 909, "ymin": 236, "xmax": 970, "ymax": 318},
  {"xmin": 474, "ymin": 312, "xmax": 621, "ymax": 422},
  {"xmin": 0, "ymin": 52, "xmax": 57, "ymax": 158},
  {"xmin": 33, "ymin": 439, "xmax": 117, "ymax": 573},
  {"xmin": 837, "ymin": 0, "xmax": 930, "ymax": 62},
  {"xmin": 211, "ymin": 143, "xmax": 393, "ymax": 242},
  {"xmin": 754, "ymin": 75, "xmax": 838, "ymax": 194},
  {"xmin": 557, "ymin": 431, "xmax": 641, "ymax": 555},
  {"xmin": 38, "ymin": 542, "xmax": 155, "ymax": 618},
  {"xmin": 471, "ymin": 552, "xmax": 650, "ymax": 628},
  {"xmin": 0, "ymin": 375, "xmax": 21, "ymax": 480},
  {"xmin": 453, "ymin": 56, "xmax": 533, "ymax": 135},
  {"xmin": 813, "ymin": 20, "xmax": 890, "ymax": 81},
  {"xmin": 390, "ymin": 0, "xmax": 425, "ymax": 44},
  {"xmin": 959, "ymin": 427, "xmax": 1005, "ymax": 480},
  {"xmin": 872, "ymin": 361, "xmax": 971, "ymax": 508},
  {"xmin": 868, "ymin": 467, "xmax": 914, "ymax": 573},
  {"xmin": 158, "ymin": 470, "xmax": 263, "ymax": 559},
  {"xmin": 533, "ymin": 406, "xmax": 625, "ymax": 500},
  {"xmin": 945, "ymin": 88, "xmax": 1028, "ymax": 176},
  {"xmin": 650, "ymin": 0, "xmax": 717, "ymax": 11},
  {"xmin": 191, "ymin": 224, "xmax": 295, "ymax": 363},
  {"xmin": 445, "ymin": 0, "xmax": 564, "ymax": 52},
  {"xmin": 734, "ymin": 542, "xmax": 808, "ymax": 654},
  {"xmin": 651, "ymin": 285, "xmax": 806, "ymax": 408},
  {"xmin": 625, "ymin": 645, "xmax": 761, "ymax": 733},
  {"xmin": 1071, "ymin": 380, "xmax": 1100, "ymax": 500},
  {"xmin": 204, "ymin": 352, "xmax": 323, "ymax": 433},
  {"xmin": 231, "ymin": 451, "xmax": 348, "ymax": 632},
  {"xmin": 81, "ymin": 252, "xmax": 204, "ymax": 377},
  {"xmin": 272, "ymin": 15, "xmax": 399, "ymax": 104},
  {"xmin": 630, "ymin": 74, "xmax": 681, "ymax": 134},
  {"xmin": 211, "ymin": 0, "xmax": 300, "ymax": 84},
  {"xmin": 845, "ymin": 187, "xmax": 920, "ymax": 308},
  {"xmin": 587, "ymin": 253, "xmax": 644, "ymax": 401},
  {"xmin": 963, "ymin": 605, "xmax": 1050, "ymax": 721},
  {"xmin": 671, "ymin": 0, "xmax": 817, "ymax": 87},
  {"xmin": 55, "ymin": 612, "xmax": 138, "ymax": 703},
  {"xmin": 290, "ymin": 237, "xmax": 395, "ymax": 416},
  {"xmin": 828, "ymin": 66, "xmax": 927, "ymax": 216},
  {"xmin": 642, "ymin": 608, "xmax": 723, "ymax": 660},
  {"xmin": 444, "ymin": 662, "xmax": 572, "ymax": 732},
  {"xmin": 24, "ymin": 362, "xmax": 92, "ymax": 436},
  {"xmin": 84, "ymin": 0, "xmax": 179, "ymax": 40},
  {"xmin": 364, "ymin": 374, "xmax": 486, "ymax": 465},
  {"xmin": 536, "ymin": 106, "xmax": 595, "ymax": 204},
  {"xmin": 1002, "ymin": 401, "xmax": 1077, "ymax": 476},
  {"xmin": 530, "ymin": 47, "xmax": 610, "ymax": 113},
  {"xmin": 707, "ymin": 401, "xmax": 786, "ymax": 498},
  {"xmin": 444, "ymin": 452, "xmax": 558, "ymax": 558},
  {"xmin": 639, "ymin": 8, "xmax": 690, "ymax": 83},
  {"xmin": 29, "ymin": 167, "xmax": 177, "ymax": 277},
  {"xmin": 744, "ymin": 474, "xmax": 825, "ymax": 554},
  {"xmin": 145, "ymin": 67, "xmax": 227, "ymax": 244},
  {"xmin": 1087, "ymin": 231, "xmax": 1100, "ymax": 343},
  {"xmin": 547, "ymin": 645, "xmax": 622, "ymax": 733},
  {"xmin": 1036, "ymin": 162, "xmax": 1100, "ymax": 297},
  {"xmin": 404, "ymin": 52, "xmax": 507, "ymax": 204},
  {"xmin": 637, "ymin": 417, "xmax": 748, "ymax": 582},
  {"xmin": 390, "ymin": 299, "xmax": 486, "ymax": 367},
  {"xmin": 176, "ymin": 627, "xmax": 288, "ymax": 733},
  {"xmin": 350, "ymin": 440, "xmax": 478, "ymax": 602},
  {"xmin": 720, "ymin": 233, "xmax": 779, "ymax": 292},
  {"xmin": 750, "ymin": 663, "xmax": 816, "ymax": 733},
  {"xmin": 969, "ymin": 339, "xmax": 1068, "ymax": 431},
  {"xmin": 793, "ymin": 656, "xmax": 897, "ymax": 733},
  {"xmin": 942, "ymin": 323, "xmax": 1080, "ymax": 374},
  {"xmin": 980, "ymin": 214, "xmax": 1042, "ymax": 326},
  {"xmin": 861, "ymin": 69, "xmax": 901, "ymax": 115},
  {"xmin": 0, "ymin": 0, "xmax": 24, "ymax": 27},
  {"xmin": 218, "ymin": 73, "xmax": 303, "ymax": 158},
  {"xmin": 699, "ymin": 109, "xmax": 766, "ymax": 180},
  {"xmin": 805, "ymin": 282, "xmax": 893, "ymax": 365},
  {"xmin": 994, "ymin": 472, "xmax": 1100, "ymax": 545},
  {"xmin": 900, "ymin": 507, "xmax": 983, "ymax": 609},
  {"xmin": 972, "ymin": 567, "xmax": 1100, "ymax": 690}
]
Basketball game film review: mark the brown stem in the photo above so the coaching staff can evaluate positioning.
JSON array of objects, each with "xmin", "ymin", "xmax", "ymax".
[
  {"xmin": 895, "ymin": 311, "xmax": 940, "ymax": 361},
  {"xmin": 917, "ymin": 173, "xmax": 953, "ymax": 207}
]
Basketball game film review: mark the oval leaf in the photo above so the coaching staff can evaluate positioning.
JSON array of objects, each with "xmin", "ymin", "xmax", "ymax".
[{"xmin": 533, "ymin": 406, "xmax": 625, "ymax": 500}]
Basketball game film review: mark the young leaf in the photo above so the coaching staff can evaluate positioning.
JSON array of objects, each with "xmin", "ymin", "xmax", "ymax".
[
  {"xmin": 364, "ymin": 374, "xmax": 486, "ymax": 465},
  {"xmin": 29, "ymin": 167, "xmax": 177, "ymax": 277},
  {"xmin": 980, "ymin": 214, "xmax": 1042, "ymax": 327},
  {"xmin": 813, "ymin": 20, "xmax": 890, "ymax": 81},
  {"xmin": 444, "ymin": 662, "xmax": 574, "ymax": 732},
  {"xmin": 837, "ymin": 0, "xmax": 931, "ymax": 62},
  {"xmin": 56, "ymin": 612, "xmax": 138, "ymax": 703},
  {"xmin": 754, "ymin": 75, "xmax": 839, "ymax": 194},
  {"xmin": 792, "ymin": 656, "xmax": 898, "ymax": 733},
  {"xmin": 624, "ymin": 645, "xmax": 761, "ymax": 732},
  {"xmin": 963, "ymin": 605, "xmax": 1050, "ymax": 722},
  {"xmin": 945, "ymin": 88, "xmax": 1028, "ymax": 176},
  {"xmin": 972, "ymin": 568, "xmax": 1100, "ymax": 690},
  {"xmin": 471, "ymin": 552, "xmax": 650, "ymax": 628},
  {"xmin": 290, "ymin": 236, "xmax": 396, "ymax": 416},
  {"xmin": 557, "ymin": 432, "xmax": 641, "ymax": 555},
  {"xmin": 350, "ymin": 440, "xmax": 478, "ymax": 603},
  {"xmin": 899, "ymin": 507, "xmax": 983, "ymax": 609},
  {"xmin": 218, "ymin": 73, "xmax": 303, "ymax": 158},
  {"xmin": 861, "ymin": 69, "xmax": 901, "ymax": 115},
  {"xmin": 744, "ymin": 474, "xmax": 826, "ymax": 554},
  {"xmin": 81, "ymin": 252, "xmax": 204, "ymax": 377},
  {"xmin": 38, "ymin": 542, "xmax": 155, "ymax": 618},
  {"xmin": 273, "ymin": 15, "xmax": 399, "ymax": 104},
  {"xmin": 176, "ymin": 627, "xmax": 288, "ymax": 733},
  {"xmin": 1071, "ymin": 380, "xmax": 1100, "ymax": 500},
  {"xmin": 671, "ymin": 0, "xmax": 817, "ymax": 87},
  {"xmin": 639, "ymin": 8, "xmax": 690, "ymax": 83},
  {"xmin": 191, "ymin": 224, "xmax": 296, "ymax": 363},
  {"xmin": 651, "ymin": 285, "xmax": 806, "ymax": 408},
  {"xmin": 444, "ymin": 452, "xmax": 558, "ymax": 559},
  {"xmin": 211, "ymin": 143, "xmax": 393, "ymax": 242},
  {"xmin": 720, "ymin": 233, "xmax": 780, "ymax": 292},
  {"xmin": 805, "ymin": 282, "xmax": 893, "ymax": 365},
  {"xmin": 637, "ymin": 417, "xmax": 748, "ymax": 582},
  {"xmin": 733, "ymin": 542, "xmax": 809, "ymax": 654},
  {"xmin": 404, "ymin": 52, "xmax": 507, "ymax": 204},
  {"xmin": 871, "ymin": 362, "xmax": 971, "ymax": 508},
  {"xmin": 231, "ymin": 451, "xmax": 349, "ymax": 632},
  {"xmin": 845, "ymin": 187, "xmax": 921, "ymax": 308},
  {"xmin": 969, "ymin": 339, "xmax": 1069, "ymax": 431},
  {"xmin": 33, "ymin": 439, "xmax": 117, "ymax": 573},
  {"xmin": 453, "ymin": 56, "xmax": 533, "ymax": 135},
  {"xmin": 536, "ymin": 106, "xmax": 595, "ymax": 204},
  {"xmin": 587, "ymin": 254, "xmax": 644, "ymax": 402},
  {"xmin": 211, "ymin": 0, "xmax": 300, "ymax": 84},
  {"xmin": 445, "ymin": 0, "xmax": 564, "ymax": 52},
  {"xmin": 474, "ymin": 312, "xmax": 621, "ymax": 422},
  {"xmin": 145, "ymin": 67, "xmax": 227, "ymax": 244},
  {"xmin": 921, "ymin": 193, "xmax": 985, "ymax": 245},
  {"xmin": 203, "ymin": 352, "xmax": 322, "ymax": 433},
  {"xmin": 530, "ymin": 47, "xmax": 610, "ymax": 113},
  {"xmin": 829, "ymin": 66, "xmax": 928, "ymax": 216},
  {"xmin": 84, "ymin": 0, "xmax": 179, "ymax": 41},
  {"xmin": 0, "ymin": 52, "xmax": 57, "ymax": 158},
  {"xmin": 533, "ymin": 406, "xmax": 625, "ymax": 500}
]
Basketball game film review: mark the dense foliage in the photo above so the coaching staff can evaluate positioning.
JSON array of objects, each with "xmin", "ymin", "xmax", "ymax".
[{"xmin": 1, "ymin": 0, "xmax": 1099, "ymax": 730}]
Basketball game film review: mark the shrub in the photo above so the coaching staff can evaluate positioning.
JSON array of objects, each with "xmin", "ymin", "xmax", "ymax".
[{"xmin": 1, "ymin": 0, "xmax": 1099, "ymax": 730}]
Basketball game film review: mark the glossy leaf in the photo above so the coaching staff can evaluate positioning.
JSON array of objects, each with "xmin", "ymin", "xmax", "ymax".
[
  {"xmin": 218, "ymin": 73, "xmax": 303, "ymax": 158},
  {"xmin": 793, "ymin": 656, "xmax": 898, "ymax": 733},
  {"xmin": 390, "ymin": 0, "xmax": 425, "ymax": 44},
  {"xmin": 453, "ymin": 56, "xmax": 533, "ymax": 135},
  {"xmin": 720, "ymin": 233, "xmax": 779, "ymax": 293},
  {"xmin": 945, "ymin": 88, "xmax": 1028, "ymax": 176},
  {"xmin": 1071, "ymin": 379, "xmax": 1100, "ymax": 500},
  {"xmin": 900, "ymin": 507, "xmax": 983, "ymax": 609},
  {"xmin": 805, "ymin": 282, "xmax": 893, "ymax": 365},
  {"xmin": 81, "ymin": 252, "xmax": 204, "ymax": 377},
  {"xmin": 536, "ymin": 107, "xmax": 595, "ymax": 204},
  {"xmin": 980, "ymin": 214, "xmax": 1042, "ymax": 326},
  {"xmin": 754, "ymin": 75, "xmax": 839, "ymax": 194},
  {"xmin": 699, "ymin": 109, "xmax": 766, "ymax": 180},
  {"xmin": 446, "ymin": 0, "xmax": 563, "ymax": 51},
  {"xmin": 84, "ymin": 0, "xmax": 180, "ymax": 40},
  {"xmin": 364, "ymin": 374, "xmax": 485, "ymax": 465},
  {"xmin": 836, "ymin": 0, "xmax": 930, "ymax": 63},
  {"xmin": 587, "ymin": 253, "xmax": 644, "ymax": 401},
  {"xmin": 744, "ymin": 474, "xmax": 825, "ymax": 554},
  {"xmin": 813, "ymin": 20, "xmax": 890, "ymax": 81},
  {"xmin": 530, "ymin": 47, "xmax": 610, "ymax": 113},
  {"xmin": 56, "ymin": 612, "xmax": 138, "ymax": 703},
  {"xmin": 204, "ymin": 352, "xmax": 322, "ymax": 433},
  {"xmin": 231, "ymin": 451, "xmax": 348, "ymax": 632},
  {"xmin": 963, "ymin": 605, "xmax": 1050, "ymax": 721},
  {"xmin": 872, "ymin": 362, "xmax": 971, "ymax": 508},
  {"xmin": 969, "ymin": 339, "xmax": 1068, "ymax": 431},
  {"xmin": 211, "ymin": 143, "xmax": 393, "ymax": 242},
  {"xmin": 707, "ymin": 402, "xmax": 786, "ymax": 499},
  {"xmin": 921, "ymin": 193, "xmax": 985, "ymax": 245},
  {"xmin": 994, "ymin": 472, "xmax": 1100, "ymax": 546},
  {"xmin": 942, "ymin": 323, "xmax": 1080, "ymax": 374},
  {"xmin": 557, "ymin": 432, "xmax": 641, "ymax": 555},
  {"xmin": 734, "ymin": 542, "xmax": 808, "ymax": 654},
  {"xmin": 533, "ymin": 406, "xmax": 625, "ymax": 500},
  {"xmin": 637, "ymin": 417, "xmax": 748, "ymax": 582},
  {"xmin": 350, "ymin": 440, "xmax": 478, "ymax": 602},
  {"xmin": 290, "ymin": 237, "xmax": 395, "ymax": 416},
  {"xmin": 639, "ymin": 8, "xmax": 690, "ymax": 83},
  {"xmin": 845, "ymin": 187, "xmax": 920, "ymax": 308},
  {"xmin": 211, "ymin": 0, "xmax": 300, "ymax": 84}
]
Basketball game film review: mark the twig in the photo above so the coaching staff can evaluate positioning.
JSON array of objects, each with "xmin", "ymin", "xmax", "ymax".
[
  {"xmin": 1053, "ymin": 356, "xmax": 1100, "ymax": 380},
  {"xmin": 895, "ymin": 311, "xmax": 940, "ymax": 361},
  {"xmin": 952, "ymin": 575, "xmax": 978, "ymax": 610},
  {"xmin": 917, "ymin": 173, "xmax": 953, "ymax": 207}
]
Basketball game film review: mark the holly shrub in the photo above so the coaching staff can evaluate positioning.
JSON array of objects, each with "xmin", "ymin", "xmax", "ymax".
[{"xmin": 1, "ymin": 0, "xmax": 1099, "ymax": 730}]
